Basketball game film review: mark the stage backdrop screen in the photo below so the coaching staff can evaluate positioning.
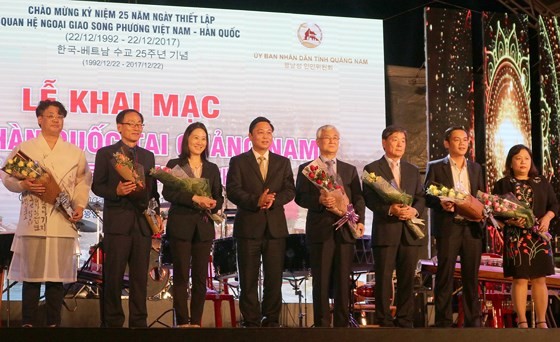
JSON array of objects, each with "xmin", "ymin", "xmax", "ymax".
[{"xmin": 0, "ymin": 0, "xmax": 385, "ymax": 234}]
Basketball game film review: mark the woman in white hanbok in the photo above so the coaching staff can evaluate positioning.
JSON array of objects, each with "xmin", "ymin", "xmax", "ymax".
[{"xmin": 0, "ymin": 100, "xmax": 91, "ymax": 327}]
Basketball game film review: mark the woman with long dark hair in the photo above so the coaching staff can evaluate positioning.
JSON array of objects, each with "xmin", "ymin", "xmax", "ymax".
[
  {"xmin": 162, "ymin": 122, "xmax": 223, "ymax": 327},
  {"xmin": 492, "ymin": 144, "xmax": 558, "ymax": 328}
]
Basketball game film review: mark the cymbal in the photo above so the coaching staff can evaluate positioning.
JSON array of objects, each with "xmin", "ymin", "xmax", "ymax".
[
  {"xmin": 87, "ymin": 200, "xmax": 103, "ymax": 211},
  {"xmin": 76, "ymin": 219, "xmax": 97, "ymax": 233}
]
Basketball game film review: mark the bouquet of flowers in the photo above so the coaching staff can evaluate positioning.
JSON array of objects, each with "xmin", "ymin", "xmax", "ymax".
[
  {"xmin": 2, "ymin": 150, "xmax": 74, "ymax": 218},
  {"xmin": 144, "ymin": 197, "xmax": 162, "ymax": 234},
  {"xmin": 150, "ymin": 165, "xmax": 224, "ymax": 223},
  {"xmin": 362, "ymin": 171, "xmax": 425, "ymax": 240},
  {"xmin": 425, "ymin": 183, "xmax": 484, "ymax": 221},
  {"xmin": 301, "ymin": 159, "xmax": 360, "ymax": 238},
  {"xmin": 476, "ymin": 191, "xmax": 550, "ymax": 241},
  {"xmin": 111, "ymin": 148, "xmax": 145, "ymax": 190}
]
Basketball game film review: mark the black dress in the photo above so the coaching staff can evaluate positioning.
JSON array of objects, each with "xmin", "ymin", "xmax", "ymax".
[{"xmin": 492, "ymin": 176, "xmax": 558, "ymax": 279}]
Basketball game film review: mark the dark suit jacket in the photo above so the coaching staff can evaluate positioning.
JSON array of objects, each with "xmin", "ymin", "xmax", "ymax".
[
  {"xmin": 92, "ymin": 140, "xmax": 160, "ymax": 237},
  {"xmin": 363, "ymin": 157, "xmax": 426, "ymax": 246},
  {"xmin": 226, "ymin": 150, "xmax": 295, "ymax": 239},
  {"xmin": 424, "ymin": 156, "xmax": 485, "ymax": 239},
  {"xmin": 295, "ymin": 159, "xmax": 365, "ymax": 244},
  {"xmin": 163, "ymin": 158, "xmax": 224, "ymax": 242}
]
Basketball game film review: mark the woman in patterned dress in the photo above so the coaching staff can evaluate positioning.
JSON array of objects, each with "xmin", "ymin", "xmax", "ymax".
[{"xmin": 492, "ymin": 144, "xmax": 558, "ymax": 328}]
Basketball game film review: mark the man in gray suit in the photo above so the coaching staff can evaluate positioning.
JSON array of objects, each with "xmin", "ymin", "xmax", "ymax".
[
  {"xmin": 295, "ymin": 125, "xmax": 365, "ymax": 327},
  {"xmin": 226, "ymin": 116, "xmax": 295, "ymax": 327},
  {"xmin": 363, "ymin": 125, "xmax": 425, "ymax": 327}
]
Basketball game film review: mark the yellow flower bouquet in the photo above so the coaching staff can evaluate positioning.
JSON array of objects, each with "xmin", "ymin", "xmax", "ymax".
[{"xmin": 2, "ymin": 150, "xmax": 74, "ymax": 218}]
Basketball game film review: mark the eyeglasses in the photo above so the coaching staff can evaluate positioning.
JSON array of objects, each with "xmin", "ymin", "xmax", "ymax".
[
  {"xmin": 41, "ymin": 114, "xmax": 65, "ymax": 120},
  {"xmin": 121, "ymin": 122, "xmax": 145, "ymax": 129},
  {"xmin": 318, "ymin": 136, "xmax": 340, "ymax": 142}
]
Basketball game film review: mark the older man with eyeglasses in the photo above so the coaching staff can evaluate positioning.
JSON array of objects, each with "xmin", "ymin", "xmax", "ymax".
[{"xmin": 295, "ymin": 125, "xmax": 365, "ymax": 327}]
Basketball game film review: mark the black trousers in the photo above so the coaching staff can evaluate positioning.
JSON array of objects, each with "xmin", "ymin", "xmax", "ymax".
[
  {"xmin": 170, "ymin": 236, "xmax": 212, "ymax": 325},
  {"xmin": 101, "ymin": 229, "xmax": 151, "ymax": 328},
  {"xmin": 434, "ymin": 225, "xmax": 482, "ymax": 327},
  {"xmin": 373, "ymin": 242, "xmax": 419, "ymax": 327},
  {"xmin": 309, "ymin": 232, "xmax": 354, "ymax": 327},
  {"xmin": 236, "ymin": 236, "xmax": 285, "ymax": 327},
  {"xmin": 22, "ymin": 281, "xmax": 64, "ymax": 326}
]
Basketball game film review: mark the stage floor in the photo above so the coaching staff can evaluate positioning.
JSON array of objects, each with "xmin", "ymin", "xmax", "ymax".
[
  {"xmin": 1, "ymin": 298, "xmax": 317, "ymax": 328},
  {"xmin": 0, "ymin": 326, "xmax": 558, "ymax": 342}
]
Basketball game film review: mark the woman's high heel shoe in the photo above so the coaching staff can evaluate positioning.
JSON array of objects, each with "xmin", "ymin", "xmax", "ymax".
[
  {"xmin": 517, "ymin": 321, "xmax": 528, "ymax": 328},
  {"xmin": 536, "ymin": 321, "xmax": 548, "ymax": 329}
]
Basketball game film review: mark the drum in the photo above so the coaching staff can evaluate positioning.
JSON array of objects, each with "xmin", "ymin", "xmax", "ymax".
[
  {"xmin": 77, "ymin": 248, "xmax": 170, "ymax": 299},
  {"xmin": 284, "ymin": 234, "xmax": 310, "ymax": 277},
  {"xmin": 212, "ymin": 237, "xmax": 237, "ymax": 278},
  {"xmin": 355, "ymin": 283, "xmax": 375, "ymax": 299},
  {"xmin": 87, "ymin": 243, "xmax": 103, "ymax": 272},
  {"xmin": 353, "ymin": 236, "xmax": 374, "ymax": 272}
]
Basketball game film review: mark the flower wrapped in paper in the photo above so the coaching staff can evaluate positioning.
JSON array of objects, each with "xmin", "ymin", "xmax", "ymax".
[
  {"xmin": 362, "ymin": 170, "xmax": 425, "ymax": 240},
  {"xmin": 301, "ymin": 161, "xmax": 347, "ymax": 216},
  {"xmin": 426, "ymin": 183, "xmax": 484, "ymax": 221},
  {"xmin": 301, "ymin": 159, "xmax": 360, "ymax": 238},
  {"xmin": 111, "ymin": 148, "xmax": 145, "ymax": 190},
  {"xmin": 144, "ymin": 197, "xmax": 162, "ymax": 234},
  {"xmin": 150, "ymin": 165, "xmax": 224, "ymax": 223},
  {"xmin": 2, "ymin": 150, "xmax": 74, "ymax": 218},
  {"xmin": 476, "ymin": 191, "xmax": 550, "ymax": 241}
]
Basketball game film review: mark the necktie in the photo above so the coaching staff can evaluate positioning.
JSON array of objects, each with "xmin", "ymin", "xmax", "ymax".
[
  {"xmin": 325, "ymin": 160, "xmax": 336, "ymax": 177},
  {"xmin": 129, "ymin": 147, "xmax": 137, "ymax": 163},
  {"xmin": 257, "ymin": 155, "xmax": 267, "ymax": 180},
  {"xmin": 390, "ymin": 160, "xmax": 400, "ymax": 188}
]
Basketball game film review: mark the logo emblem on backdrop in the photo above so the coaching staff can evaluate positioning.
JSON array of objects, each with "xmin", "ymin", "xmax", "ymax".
[{"xmin": 297, "ymin": 23, "xmax": 322, "ymax": 48}]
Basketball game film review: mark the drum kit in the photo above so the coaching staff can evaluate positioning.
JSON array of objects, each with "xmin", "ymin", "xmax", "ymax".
[
  {"xmin": 73, "ymin": 199, "xmax": 172, "ymax": 300},
  {"xmin": 74, "ymin": 198, "xmax": 381, "ymax": 327},
  {"xmin": 75, "ymin": 200, "xmax": 241, "ymax": 301}
]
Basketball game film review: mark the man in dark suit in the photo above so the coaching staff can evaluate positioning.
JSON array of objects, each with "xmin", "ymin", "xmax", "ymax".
[
  {"xmin": 363, "ymin": 125, "xmax": 425, "ymax": 328},
  {"xmin": 226, "ymin": 116, "xmax": 295, "ymax": 327},
  {"xmin": 295, "ymin": 125, "xmax": 365, "ymax": 327},
  {"xmin": 424, "ymin": 126, "xmax": 484, "ymax": 327},
  {"xmin": 92, "ymin": 109, "xmax": 161, "ymax": 328}
]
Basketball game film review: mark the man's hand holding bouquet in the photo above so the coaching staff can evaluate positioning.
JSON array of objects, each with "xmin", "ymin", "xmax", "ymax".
[
  {"xmin": 362, "ymin": 170, "xmax": 425, "ymax": 240},
  {"xmin": 425, "ymin": 183, "xmax": 485, "ymax": 221},
  {"xmin": 2, "ymin": 150, "xmax": 76, "ymax": 221},
  {"xmin": 150, "ymin": 165, "xmax": 224, "ymax": 224},
  {"xmin": 111, "ymin": 148, "xmax": 145, "ymax": 192},
  {"xmin": 302, "ymin": 159, "xmax": 363, "ymax": 238}
]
